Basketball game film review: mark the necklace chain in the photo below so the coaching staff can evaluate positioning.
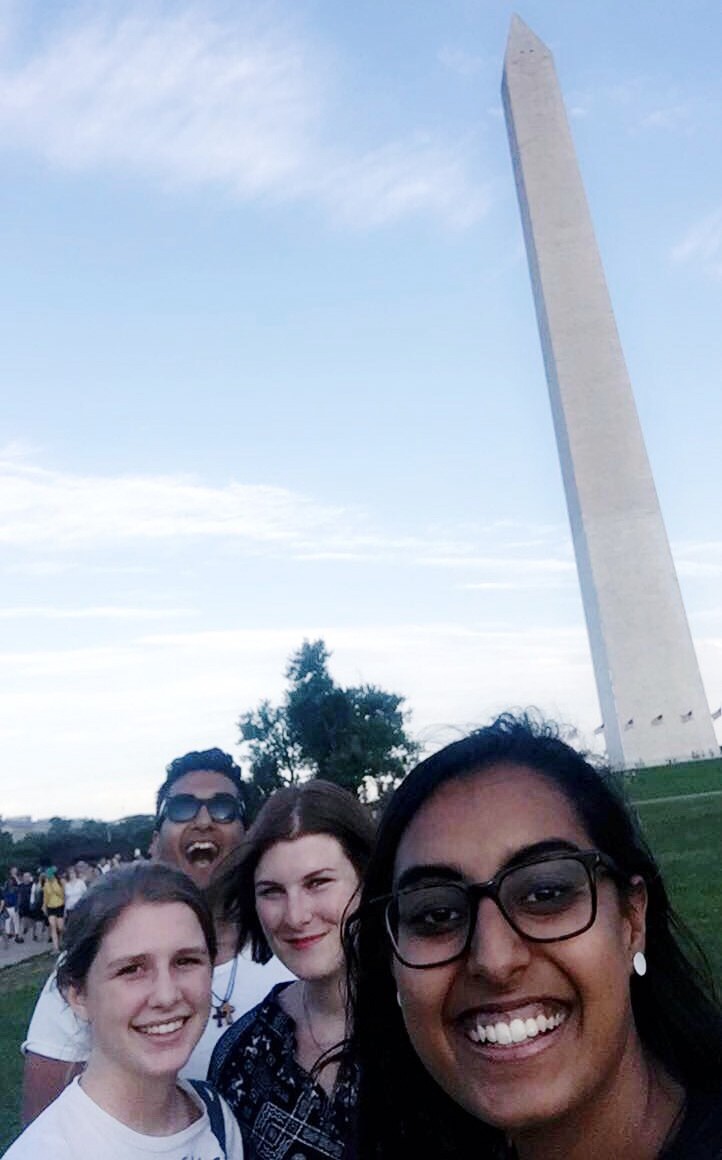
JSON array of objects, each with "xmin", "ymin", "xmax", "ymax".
[
  {"xmin": 211, "ymin": 955, "xmax": 238, "ymax": 1027},
  {"xmin": 302, "ymin": 982, "xmax": 343, "ymax": 1053}
]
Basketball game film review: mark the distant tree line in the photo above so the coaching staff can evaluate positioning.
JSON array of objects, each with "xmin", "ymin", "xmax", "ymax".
[{"xmin": 0, "ymin": 816, "xmax": 155, "ymax": 880}]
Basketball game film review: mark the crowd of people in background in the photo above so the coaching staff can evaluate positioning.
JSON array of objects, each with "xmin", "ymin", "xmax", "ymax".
[{"xmin": 1, "ymin": 853, "xmax": 145, "ymax": 953}]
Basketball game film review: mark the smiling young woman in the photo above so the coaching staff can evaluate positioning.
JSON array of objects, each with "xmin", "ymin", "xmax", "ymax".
[
  {"xmin": 209, "ymin": 780, "xmax": 375, "ymax": 1160},
  {"xmin": 345, "ymin": 714, "xmax": 722, "ymax": 1160},
  {"xmin": 4, "ymin": 863, "xmax": 243, "ymax": 1160}
]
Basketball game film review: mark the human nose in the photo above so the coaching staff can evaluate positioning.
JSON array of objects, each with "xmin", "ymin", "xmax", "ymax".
[
  {"xmin": 149, "ymin": 965, "xmax": 182, "ymax": 1008},
  {"xmin": 192, "ymin": 802, "xmax": 214, "ymax": 828},
  {"xmin": 465, "ymin": 894, "xmax": 531, "ymax": 984},
  {"xmin": 284, "ymin": 888, "xmax": 313, "ymax": 928}
]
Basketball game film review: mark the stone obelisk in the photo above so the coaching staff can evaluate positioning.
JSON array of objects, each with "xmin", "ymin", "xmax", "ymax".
[{"xmin": 501, "ymin": 16, "xmax": 716, "ymax": 767}]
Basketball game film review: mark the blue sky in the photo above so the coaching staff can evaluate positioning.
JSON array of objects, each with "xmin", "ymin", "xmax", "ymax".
[{"xmin": 1, "ymin": 0, "xmax": 721, "ymax": 819}]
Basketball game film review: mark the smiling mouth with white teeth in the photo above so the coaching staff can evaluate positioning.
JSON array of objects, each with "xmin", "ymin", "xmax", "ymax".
[
  {"xmin": 465, "ymin": 1007, "xmax": 568, "ymax": 1047},
  {"xmin": 184, "ymin": 840, "xmax": 219, "ymax": 867},
  {"xmin": 134, "ymin": 1017, "xmax": 189, "ymax": 1037}
]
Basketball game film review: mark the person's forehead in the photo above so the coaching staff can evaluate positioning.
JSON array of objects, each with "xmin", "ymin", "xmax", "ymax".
[
  {"xmin": 394, "ymin": 764, "xmax": 589, "ymax": 881},
  {"xmin": 166, "ymin": 768, "xmax": 239, "ymax": 799},
  {"xmin": 255, "ymin": 833, "xmax": 352, "ymax": 883},
  {"xmin": 98, "ymin": 901, "xmax": 206, "ymax": 961}
]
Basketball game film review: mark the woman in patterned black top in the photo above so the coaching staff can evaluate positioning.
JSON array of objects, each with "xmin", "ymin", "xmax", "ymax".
[{"xmin": 209, "ymin": 780, "xmax": 375, "ymax": 1160}]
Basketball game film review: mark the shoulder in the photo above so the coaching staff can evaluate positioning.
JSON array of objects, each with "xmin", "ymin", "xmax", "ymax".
[
  {"xmin": 3, "ymin": 1086, "xmax": 76, "ymax": 1159},
  {"xmin": 208, "ymin": 983, "xmax": 294, "ymax": 1081},
  {"xmin": 22, "ymin": 970, "xmax": 90, "ymax": 1062}
]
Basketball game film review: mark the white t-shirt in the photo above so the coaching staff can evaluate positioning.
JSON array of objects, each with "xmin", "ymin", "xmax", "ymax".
[
  {"xmin": 3, "ymin": 1076, "xmax": 243, "ymax": 1159},
  {"xmin": 22, "ymin": 951, "xmax": 293, "ymax": 1078},
  {"xmin": 63, "ymin": 879, "xmax": 87, "ymax": 911}
]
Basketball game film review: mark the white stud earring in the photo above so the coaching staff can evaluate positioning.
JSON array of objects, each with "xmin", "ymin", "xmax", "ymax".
[{"xmin": 632, "ymin": 951, "xmax": 647, "ymax": 977}]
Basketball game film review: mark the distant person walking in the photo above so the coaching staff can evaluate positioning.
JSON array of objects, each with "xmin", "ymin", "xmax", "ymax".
[
  {"xmin": 17, "ymin": 872, "xmax": 34, "ymax": 940},
  {"xmin": 61, "ymin": 867, "xmax": 87, "ymax": 913},
  {"xmin": 41, "ymin": 868, "xmax": 65, "ymax": 953},
  {"xmin": 2, "ymin": 869, "xmax": 22, "ymax": 943}
]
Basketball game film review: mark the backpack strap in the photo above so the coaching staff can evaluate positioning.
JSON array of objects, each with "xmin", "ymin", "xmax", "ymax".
[{"xmin": 188, "ymin": 1078, "xmax": 227, "ymax": 1156}]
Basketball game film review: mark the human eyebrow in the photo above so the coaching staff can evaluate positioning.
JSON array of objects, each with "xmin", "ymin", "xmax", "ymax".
[
  {"xmin": 175, "ymin": 945, "xmax": 210, "ymax": 960},
  {"xmin": 395, "ymin": 864, "xmax": 465, "ymax": 892},
  {"xmin": 394, "ymin": 842, "xmax": 584, "ymax": 892},
  {"xmin": 502, "ymin": 839, "xmax": 583, "ymax": 871},
  {"xmin": 106, "ymin": 954, "xmax": 147, "ymax": 973}
]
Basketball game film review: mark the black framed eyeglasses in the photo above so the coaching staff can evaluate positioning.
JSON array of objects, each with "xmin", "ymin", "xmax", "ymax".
[
  {"xmin": 383, "ymin": 850, "xmax": 620, "ymax": 969},
  {"xmin": 157, "ymin": 792, "xmax": 243, "ymax": 826}
]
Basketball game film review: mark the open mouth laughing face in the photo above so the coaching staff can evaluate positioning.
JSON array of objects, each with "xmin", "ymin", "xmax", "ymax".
[
  {"xmin": 151, "ymin": 769, "xmax": 245, "ymax": 888},
  {"xmin": 392, "ymin": 763, "xmax": 647, "ymax": 1137}
]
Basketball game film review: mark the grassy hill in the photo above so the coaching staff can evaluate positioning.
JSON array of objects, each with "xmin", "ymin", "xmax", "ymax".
[{"xmin": 620, "ymin": 756, "xmax": 722, "ymax": 981}]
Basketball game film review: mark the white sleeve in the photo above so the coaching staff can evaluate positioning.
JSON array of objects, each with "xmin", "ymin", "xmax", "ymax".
[
  {"xmin": 21, "ymin": 970, "xmax": 91, "ymax": 1062},
  {"xmin": 220, "ymin": 1095, "xmax": 244, "ymax": 1159},
  {"xmin": 1, "ymin": 1099, "xmax": 74, "ymax": 1160}
]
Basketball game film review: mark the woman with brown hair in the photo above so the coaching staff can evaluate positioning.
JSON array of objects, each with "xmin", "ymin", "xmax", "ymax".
[{"xmin": 209, "ymin": 780, "xmax": 375, "ymax": 1160}]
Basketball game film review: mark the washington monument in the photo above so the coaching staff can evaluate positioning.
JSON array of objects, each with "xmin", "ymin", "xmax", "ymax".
[{"xmin": 502, "ymin": 17, "xmax": 717, "ymax": 768}]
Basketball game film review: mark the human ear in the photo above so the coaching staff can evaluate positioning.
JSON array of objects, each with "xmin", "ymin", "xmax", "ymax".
[
  {"xmin": 66, "ymin": 983, "xmax": 90, "ymax": 1024},
  {"xmin": 149, "ymin": 830, "xmax": 160, "ymax": 860},
  {"xmin": 622, "ymin": 875, "xmax": 648, "ymax": 957}
]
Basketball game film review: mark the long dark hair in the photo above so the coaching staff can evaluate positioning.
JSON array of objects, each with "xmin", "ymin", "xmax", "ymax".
[
  {"xmin": 345, "ymin": 712, "xmax": 722, "ymax": 1159},
  {"xmin": 213, "ymin": 779, "xmax": 376, "ymax": 962},
  {"xmin": 57, "ymin": 862, "xmax": 217, "ymax": 996}
]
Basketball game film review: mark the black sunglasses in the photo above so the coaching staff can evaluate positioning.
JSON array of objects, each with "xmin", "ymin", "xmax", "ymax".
[{"xmin": 157, "ymin": 792, "xmax": 244, "ymax": 826}]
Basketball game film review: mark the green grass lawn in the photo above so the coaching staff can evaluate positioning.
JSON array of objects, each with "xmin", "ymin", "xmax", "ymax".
[
  {"xmin": 623, "ymin": 755, "xmax": 722, "ymax": 801},
  {"xmin": 0, "ymin": 953, "xmax": 55, "ymax": 1153},
  {"xmin": 616, "ymin": 756, "xmax": 722, "ymax": 980}
]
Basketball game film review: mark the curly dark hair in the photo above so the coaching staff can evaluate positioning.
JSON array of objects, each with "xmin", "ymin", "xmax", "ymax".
[{"xmin": 155, "ymin": 748, "xmax": 245, "ymax": 823}]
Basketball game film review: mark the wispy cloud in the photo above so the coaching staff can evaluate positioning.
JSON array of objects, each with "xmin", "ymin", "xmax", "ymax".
[
  {"xmin": 0, "ymin": 450, "xmax": 571, "ymax": 574},
  {"xmin": 640, "ymin": 103, "xmax": 692, "ymax": 131},
  {"xmin": 0, "ymin": 452, "xmax": 345, "ymax": 548},
  {"xmin": 671, "ymin": 209, "xmax": 722, "ymax": 279},
  {"xmin": 0, "ymin": 4, "xmax": 487, "ymax": 228},
  {"xmin": 674, "ymin": 539, "xmax": 722, "ymax": 577},
  {"xmin": 313, "ymin": 137, "xmax": 488, "ymax": 229},
  {"xmin": 0, "ymin": 605, "xmax": 194, "ymax": 620}
]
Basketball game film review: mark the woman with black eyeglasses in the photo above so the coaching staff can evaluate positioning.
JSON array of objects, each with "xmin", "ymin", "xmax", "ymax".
[{"xmin": 345, "ymin": 713, "xmax": 722, "ymax": 1160}]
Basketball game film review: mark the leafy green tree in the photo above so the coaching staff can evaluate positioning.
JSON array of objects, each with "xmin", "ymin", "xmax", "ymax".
[
  {"xmin": 0, "ymin": 829, "xmax": 16, "ymax": 882},
  {"xmin": 238, "ymin": 640, "xmax": 419, "ymax": 814}
]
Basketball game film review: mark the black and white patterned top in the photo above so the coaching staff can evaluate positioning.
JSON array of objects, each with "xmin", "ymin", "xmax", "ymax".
[{"xmin": 208, "ymin": 982, "xmax": 358, "ymax": 1160}]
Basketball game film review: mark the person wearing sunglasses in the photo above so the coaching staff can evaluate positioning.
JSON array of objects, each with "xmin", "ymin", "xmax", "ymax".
[
  {"xmin": 150, "ymin": 750, "xmax": 249, "ymax": 891},
  {"xmin": 21, "ymin": 747, "xmax": 292, "ymax": 1126},
  {"xmin": 345, "ymin": 713, "xmax": 722, "ymax": 1160}
]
